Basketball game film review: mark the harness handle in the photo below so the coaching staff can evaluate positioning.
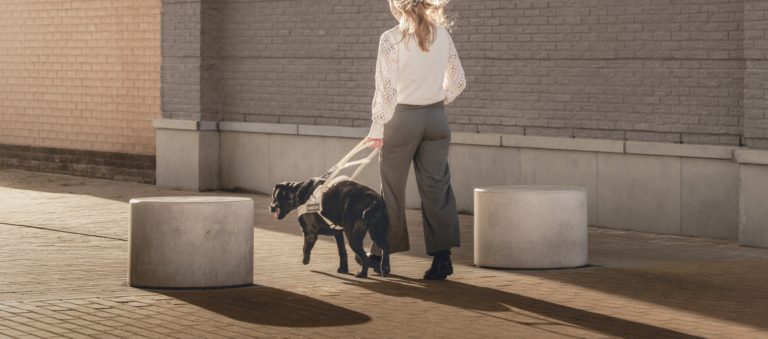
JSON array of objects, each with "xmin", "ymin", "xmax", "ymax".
[
  {"xmin": 323, "ymin": 138, "xmax": 379, "ymax": 186},
  {"xmin": 295, "ymin": 138, "xmax": 380, "ymax": 228}
]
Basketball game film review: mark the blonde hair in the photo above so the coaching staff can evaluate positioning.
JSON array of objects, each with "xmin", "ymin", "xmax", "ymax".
[{"xmin": 391, "ymin": 0, "xmax": 454, "ymax": 52}]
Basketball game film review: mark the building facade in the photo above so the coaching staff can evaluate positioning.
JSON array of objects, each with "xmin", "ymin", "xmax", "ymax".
[
  {"xmin": 156, "ymin": 0, "xmax": 768, "ymax": 248},
  {"xmin": 1, "ymin": 1, "xmax": 766, "ymax": 246}
]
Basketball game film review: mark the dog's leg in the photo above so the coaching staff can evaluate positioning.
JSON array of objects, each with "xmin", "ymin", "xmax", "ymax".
[
  {"xmin": 345, "ymin": 223, "xmax": 369, "ymax": 278},
  {"xmin": 367, "ymin": 208, "xmax": 391, "ymax": 277},
  {"xmin": 380, "ymin": 247, "xmax": 390, "ymax": 277},
  {"xmin": 340, "ymin": 198, "xmax": 369, "ymax": 278},
  {"xmin": 299, "ymin": 216, "xmax": 318, "ymax": 265},
  {"xmin": 370, "ymin": 229, "xmax": 391, "ymax": 277},
  {"xmin": 302, "ymin": 233, "xmax": 317, "ymax": 265},
  {"xmin": 333, "ymin": 231, "xmax": 349, "ymax": 274}
]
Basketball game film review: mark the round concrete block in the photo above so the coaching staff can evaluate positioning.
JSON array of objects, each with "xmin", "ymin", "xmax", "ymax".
[
  {"xmin": 129, "ymin": 196, "xmax": 254, "ymax": 288},
  {"xmin": 474, "ymin": 186, "xmax": 588, "ymax": 269}
]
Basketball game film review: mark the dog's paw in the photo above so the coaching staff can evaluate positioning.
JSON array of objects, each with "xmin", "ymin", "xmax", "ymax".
[
  {"xmin": 337, "ymin": 266, "xmax": 349, "ymax": 274},
  {"xmin": 355, "ymin": 271, "xmax": 368, "ymax": 279},
  {"xmin": 380, "ymin": 267, "xmax": 390, "ymax": 277}
]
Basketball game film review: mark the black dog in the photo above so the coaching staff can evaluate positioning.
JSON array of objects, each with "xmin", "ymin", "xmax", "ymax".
[{"xmin": 270, "ymin": 177, "xmax": 390, "ymax": 278}]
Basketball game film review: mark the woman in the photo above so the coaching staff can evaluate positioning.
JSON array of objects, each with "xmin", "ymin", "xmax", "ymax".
[{"xmin": 365, "ymin": 0, "xmax": 466, "ymax": 280}]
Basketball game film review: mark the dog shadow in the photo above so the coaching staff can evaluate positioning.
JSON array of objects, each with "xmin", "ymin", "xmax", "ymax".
[
  {"xmin": 314, "ymin": 272, "xmax": 703, "ymax": 338},
  {"xmin": 151, "ymin": 285, "xmax": 370, "ymax": 327}
]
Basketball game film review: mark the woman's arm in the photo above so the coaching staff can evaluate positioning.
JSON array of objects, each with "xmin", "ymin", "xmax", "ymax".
[
  {"xmin": 367, "ymin": 31, "xmax": 399, "ymax": 140},
  {"xmin": 443, "ymin": 37, "xmax": 466, "ymax": 105}
]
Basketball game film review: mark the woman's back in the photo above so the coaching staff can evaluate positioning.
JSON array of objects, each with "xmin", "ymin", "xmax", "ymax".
[
  {"xmin": 383, "ymin": 26, "xmax": 452, "ymax": 106},
  {"xmin": 367, "ymin": 1, "xmax": 465, "ymax": 140}
]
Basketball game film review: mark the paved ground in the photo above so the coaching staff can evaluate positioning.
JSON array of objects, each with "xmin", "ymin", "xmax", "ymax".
[{"xmin": 0, "ymin": 169, "xmax": 767, "ymax": 338}]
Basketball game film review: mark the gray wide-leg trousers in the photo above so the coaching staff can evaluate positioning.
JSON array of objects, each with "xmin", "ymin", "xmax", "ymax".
[{"xmin": 373, "ymin": 101, "xmax": 460, "ymax": 255}]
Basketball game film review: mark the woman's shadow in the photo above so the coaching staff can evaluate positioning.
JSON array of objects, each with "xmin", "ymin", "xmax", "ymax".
[
  {"xmin": 315, "ymin": 272, "xmax": 703, "ymax": 338},
  {"xmin": 153, "ymin": 285, "xmax": 370, "ymax": 327}
]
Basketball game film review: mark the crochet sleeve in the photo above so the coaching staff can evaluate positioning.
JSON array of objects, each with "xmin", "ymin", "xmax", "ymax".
[
  {"xmin": 367, "ymin": 32, "xmax": 399, "ymax": 139},
  {"xmin": 443, "ymin": 37, "xmax": 466, "ymax": 105}
]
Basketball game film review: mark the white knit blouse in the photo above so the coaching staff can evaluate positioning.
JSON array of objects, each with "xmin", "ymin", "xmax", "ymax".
[{"xmin": 367, "ymin": 26, "xmax": 466, "ymax": 139}]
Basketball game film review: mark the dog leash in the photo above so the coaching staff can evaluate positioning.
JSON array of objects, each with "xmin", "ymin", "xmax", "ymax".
[{"xmin": 295, "ymin": 138, "xmax": 380, "ymax": 229}]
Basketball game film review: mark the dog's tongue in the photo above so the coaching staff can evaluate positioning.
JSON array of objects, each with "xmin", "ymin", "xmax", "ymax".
[{"xmin": 272, "ymin": 210, "xmax": 279, "ymax": 219}]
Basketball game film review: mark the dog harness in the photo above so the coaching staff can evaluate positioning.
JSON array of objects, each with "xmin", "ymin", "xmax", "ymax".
[
  {"xmin": 295, "ymin": 175, "xmax": 350, "ymax": 230},
  {"xmin": 295, "ymin": 138, "xmax": 380, "ymax": 230}
]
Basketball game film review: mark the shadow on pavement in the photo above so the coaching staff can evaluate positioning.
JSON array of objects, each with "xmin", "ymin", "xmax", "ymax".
[
  {"xmin": 152, "ymin": 285, "xmax": 370, "ymax": 327},
  {"xmin": 519, "ymin": 261, "xmax": 768, "ymax": 331},
  {"xmin": 315, "ymin": 272, "xmax": 702, "ymax": 338}
]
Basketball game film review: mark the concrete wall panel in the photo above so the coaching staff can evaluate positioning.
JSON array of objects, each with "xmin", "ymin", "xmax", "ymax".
[
  {"xmin": 739, "ymin": 164, "xmax": 768, "ymax": 247},
  {"xmin": 220, "ymin": 132, "xmax": 270, "ymax": 193},
  {"xmin": 267, "ymin": 134, "xmax": 326, "ymax": 186},
  {"xmin": 156, "ymin": 129, "xmax": 200, "ymax": 190},
  {"xmin": 521, "ymin": 149, "xmax": 598, "ymax": 224},
  {"xmin": 322, "ymin": 137, "xmax": 382, "ymax": 192},
  {"xmin": 597, "ymin": 153, "xmax": 681, "ymax": 234},
  {"xmin": 450, "ymin": 145, "xmax": 521, "ymax": 213},
  {"xmin": 681, "ymin": 158, "xmax": 740, "ymax": 240}
]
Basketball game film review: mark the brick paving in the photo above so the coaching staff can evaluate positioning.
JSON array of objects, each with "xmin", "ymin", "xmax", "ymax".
[{"xmin": 1, "ymin": 168, "xmax": 768, "ymax": 338}]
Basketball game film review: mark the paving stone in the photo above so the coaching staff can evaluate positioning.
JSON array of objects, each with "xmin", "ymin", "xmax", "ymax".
[{"xmin": 0, "ymin": 169, "xmax": 767, "ymax": 337}]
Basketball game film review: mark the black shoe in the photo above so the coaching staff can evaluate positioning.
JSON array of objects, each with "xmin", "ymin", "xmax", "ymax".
[
  {"xmin": 423, "ymin": 250, "xmax": 453, "ymax": 280},
  {"xmin": 354, "ymin": 253, "xmax": 382, "ymax": 274}
]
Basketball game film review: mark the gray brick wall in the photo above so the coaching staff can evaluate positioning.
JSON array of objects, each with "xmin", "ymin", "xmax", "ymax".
[
  {"xmin": 162, "ymin": 0, "xmax": 222, "ymax": 121},
  {"xmin": 166, "ymin": 0, "xmax": 768, "ymax": 148},
  {"xmin": 743, "ymin": 0, "xmax": 768, "ymax": 148},
  {"xmin": 162, "ymin": 0, "xmax": 204, "ymax": 120}
]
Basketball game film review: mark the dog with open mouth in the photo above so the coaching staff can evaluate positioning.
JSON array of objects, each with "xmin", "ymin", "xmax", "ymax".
[{"xmin": 270, "ymin": 176, "xmax": 390, "ymax": 278}]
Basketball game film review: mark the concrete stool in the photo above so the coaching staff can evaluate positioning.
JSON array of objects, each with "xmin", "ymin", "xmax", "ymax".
[
  {"xmin": 129, "ymin": 196, "xmax": 254, "ymax": 288},
  {"xmin": 474, "ymin": 186, "xmax": 588, "ymax": 269}
]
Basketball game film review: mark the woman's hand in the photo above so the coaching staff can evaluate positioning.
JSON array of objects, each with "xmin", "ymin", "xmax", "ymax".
[{"xmin": 367, "ymin": 138, "xmax": 384, "ymax": 149}]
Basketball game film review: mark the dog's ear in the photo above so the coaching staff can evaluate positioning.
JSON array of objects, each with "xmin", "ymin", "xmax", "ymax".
[
  {"xmin": 273, "ymin": 182, "xmax": 291, "ymax": 192},
  {"xmin": 287, "ymin": 181, "xmax": 305, "ymax": 190},
  {"xmin": 272, "ymin": 182, "xmax": 289, "ymax": 200}
]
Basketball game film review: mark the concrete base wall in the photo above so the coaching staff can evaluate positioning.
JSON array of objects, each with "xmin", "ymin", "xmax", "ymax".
[
  {"xmin": 735, "ymin": 150, "xmax": 768, "ymax": 248},
  {"xmin": 155, "ymin": 120, "xmax": 219, "ymax": 191},
  {"xmin": 156, "ymin": 120, "xmax": 768, "ymax": 246},
  {"xmin": 219, "ymin": 131, "xmax": 381, "ymax": 195}
]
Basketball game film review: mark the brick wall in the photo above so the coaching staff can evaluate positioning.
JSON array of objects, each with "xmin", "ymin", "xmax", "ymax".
[
  {"xmin": 0, "ymin": 144, "xmax": 155, "ymax": 183},
  {"xmin": 743, "ymin": 0, "xmax": 768, "ymax": 148},
  {"xmin": 205, "ymin": 0, "xmax": 763, "ymax": 147},
  {"xmin": 0, "ymin": 0, "xmax": 161, "ymax": 155}
]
